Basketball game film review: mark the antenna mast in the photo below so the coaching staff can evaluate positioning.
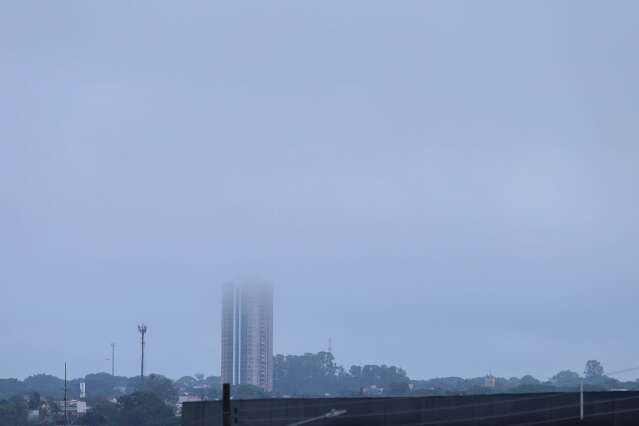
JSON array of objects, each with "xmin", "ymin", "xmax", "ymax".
[
  {"xmin": 138, "ymin": 325, "xmax": 148, "ymax": 379},
  {"xmin": 64, "ymin": 363, "xmax": 68, "ymax": 426},
  {"xmin": 111, "ymin": 343, "xmax": 116, "ymax": 376}
]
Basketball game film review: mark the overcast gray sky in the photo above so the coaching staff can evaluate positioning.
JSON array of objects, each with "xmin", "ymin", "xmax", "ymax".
[{"xmin": 2, "ymin": 1, "xmax": 638, "ymax": 382}]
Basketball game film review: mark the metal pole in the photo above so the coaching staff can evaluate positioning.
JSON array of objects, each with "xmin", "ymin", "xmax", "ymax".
[
  {"xmin": 138, "ymin": 325, "xmax": 147, "ymax": 380},
  {"xmin": 223, "ymin": 383, "xmax": 231, "ymax": 426},
  {"xmin": 580, "ymin": 380, "xmax": 584, "ymax": 421},
  {"xmin": 64, "ymin": 363, "xmax": 68, "ymax": 426}
]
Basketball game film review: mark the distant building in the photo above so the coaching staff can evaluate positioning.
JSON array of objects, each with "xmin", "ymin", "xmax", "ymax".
[
  {"xmin": 27, "ymin": 409, "xmax": 40, "ymax": 423},
  {"xmin": 221, "ymin": 282, "xmax": 274, "ymax": 391},
  {"xmin": 56, "ymin": 400, "xmax": 87, "ymax": 417},
  {"xmin": 484, "ymin": 375, "xmax": 496, "ymax": 389}
]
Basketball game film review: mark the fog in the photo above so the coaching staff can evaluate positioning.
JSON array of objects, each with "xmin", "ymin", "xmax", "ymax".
[{"xmin": 1, "ymin": 1, "xmax": 638, "ymax": 382}]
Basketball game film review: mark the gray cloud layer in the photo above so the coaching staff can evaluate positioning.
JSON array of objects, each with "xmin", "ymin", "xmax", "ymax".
[{"xmin": 2, "ymin": 1, "xmax": 638, "ymax": 381}]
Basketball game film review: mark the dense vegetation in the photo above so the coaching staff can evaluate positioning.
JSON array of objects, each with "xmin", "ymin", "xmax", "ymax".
[
  {"xmin": 0, "ymin": 373, "xmax": 181, "ymax": 402},
  {"xmin": 274, "ymin": 352, "xmax": 409, "ymax": 395},
  {"xmin": 0, "ymin": 396, "xmax": 27, "ymax": 426},
  {"xmin": 76, "ymin": 392, "xmax": 177, "ymax": 426},
  {"xmin": 2, "ymin": 355, "xmax": 638, "ymax": 426}
]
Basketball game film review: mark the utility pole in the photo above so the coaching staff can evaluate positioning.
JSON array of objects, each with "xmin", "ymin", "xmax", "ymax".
[
  {"xmin": 111, "ymin": 343, "xmax": 115, "ymax": 376},
  {"xmin": 580, "ymin": 380, "xmax": 584, "ymax": 421},
  {"xmin": 64, "ymin": 363, "xmax": 68, "ymax": 426},
  {"xmin": 138, "ymin": 325, "xmax": 147, "ymax": 380}
]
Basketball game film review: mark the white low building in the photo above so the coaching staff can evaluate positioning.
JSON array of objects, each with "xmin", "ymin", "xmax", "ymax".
[{"xmin": 57, "ymin": 400, "xmax": 87, "ymax": 416}]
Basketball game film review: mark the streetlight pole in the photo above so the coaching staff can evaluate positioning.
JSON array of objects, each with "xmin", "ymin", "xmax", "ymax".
[{"xmin": 580, "ymin": 379, "xmax": 584, "ymax": 421}]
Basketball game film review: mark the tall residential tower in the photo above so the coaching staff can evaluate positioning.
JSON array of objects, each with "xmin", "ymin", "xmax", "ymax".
[{"xmin": 221, "ymin": 282, "xmax": 273, "ymax": 391}]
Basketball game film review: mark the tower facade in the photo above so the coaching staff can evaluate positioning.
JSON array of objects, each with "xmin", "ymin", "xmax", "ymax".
[{"xmin": 221, "ymin": 282, "xmax": 273, "ymax": 391}]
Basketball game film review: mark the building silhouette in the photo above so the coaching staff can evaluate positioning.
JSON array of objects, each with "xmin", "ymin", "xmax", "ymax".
[{"xmin": 221, "ymin": 282, "xmax": 273, "ymax": 391}]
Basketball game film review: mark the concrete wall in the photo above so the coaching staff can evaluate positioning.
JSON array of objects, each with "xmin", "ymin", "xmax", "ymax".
[{"xmin": 183, "ymin": 392, "xmax": 639, "ymax": 426}]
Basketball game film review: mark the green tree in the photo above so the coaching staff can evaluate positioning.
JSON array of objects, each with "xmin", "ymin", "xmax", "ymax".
[
  {"xmin": 118, "ymin": 392, "xmax": 176, "ymax": 426},
  {"xmin": 552, "ymin": 370, "xmax": 581, "ymax": 387},
  {"xmin": 274, "ymin": 352, "xmax": 410, "ymax": 396},
  {"xmin": 0, "ymin": 397, "xmax": 27, "ymax": 426},
  {"xmin": 0, "ymin": 380, "xmax": 23, "ymax": 401},
  {"xmin": 23, "ymin": 375, "xmax": 66, "ymax": 399},
  {"xmin": 347, "ymin": 364, "xmax": 409, "ymax": 391},
  {"xmin": 232, "ymin": 385, "xmax": 270, "ymax": 399},
  {"xmin": 78, "ymin": 411, "xmax": 111, "ymax": 426},
  {"xmin": 584, "ymin": 360, "xmax": 605, "ymax": 379},
  {"xmin": 128, "ymin": 375, "xmax": 178, "ymax": 404},
  {"xmin": 274, "ymin": 352, "xmax": 341, "ymax": 395},
  {"xmin": 85, "ymin": 373, "xmax": 128, "ymax": 400},
  {"xmin": 78, "ymin": 400, "xmax": 119, "ymax": 426},
  {"xmin": 349, "ymin": 366, "xmax": 362, "ymax": 378},
  {"xmin": 27, "ymin": 392, "xmax": 40, "ymax": 410},
  {"xmin": 520, "ymin": 375, "xmax": 540, "ymax": 386},
  {"xmin": 0, "ymin": 400, "xmax": 18, "ymax": 426},
  {"xmin": 175, "ymin": 376, "xmax": 197, "ymax": 394}
]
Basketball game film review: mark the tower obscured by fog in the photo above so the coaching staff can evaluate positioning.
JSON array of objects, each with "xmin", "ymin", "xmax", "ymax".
[{"xmin": 221, "ymin": 282, "xmax": 274, "ymax": 391}]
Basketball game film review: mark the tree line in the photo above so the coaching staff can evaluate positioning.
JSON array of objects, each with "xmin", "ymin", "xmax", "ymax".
[{"xmin": 2, "ymin": 355, "xmax": 639, "ymax": 426}]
